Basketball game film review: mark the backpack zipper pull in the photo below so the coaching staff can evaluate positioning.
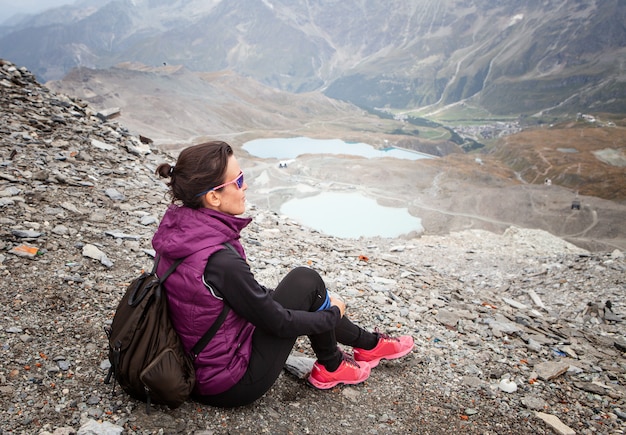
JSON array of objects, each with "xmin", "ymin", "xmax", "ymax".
[
  {"xmin": 104, "ymin": 366, "xmax": 113, "ymax": 384},
  {"xmin": 145, "ymin": 386, "xmax": 152, "ymax": 414}
]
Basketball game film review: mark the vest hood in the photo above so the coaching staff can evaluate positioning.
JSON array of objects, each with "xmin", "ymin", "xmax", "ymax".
[{"xmin": 152, "ymin": 204, "xmax": 251, "ymax": 259}]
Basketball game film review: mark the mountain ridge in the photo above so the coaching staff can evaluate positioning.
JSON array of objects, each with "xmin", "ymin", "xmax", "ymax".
[{"xmin": 1, "ymin": 0, "xmax": 625, "ymax": 117}]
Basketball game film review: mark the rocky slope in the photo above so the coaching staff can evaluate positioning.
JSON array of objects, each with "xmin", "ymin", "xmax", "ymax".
[{"xmin": 1, "ymin": 59, "xmax": 626, "ymax": 434}]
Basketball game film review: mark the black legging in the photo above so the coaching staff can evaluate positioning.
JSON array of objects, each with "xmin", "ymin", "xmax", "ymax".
[{"xmin": 196, "ymin": 266, "xmax": 377, "ymax": 407}]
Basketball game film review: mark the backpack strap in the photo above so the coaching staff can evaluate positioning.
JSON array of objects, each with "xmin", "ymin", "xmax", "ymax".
[
  {"xmin": 189, "ymin": 243, "xmax": 239, "ymax": 359},
  {"xmin": 222, "ymin": 242, "xmax": 238, "ymax": 256},
  {"xmin": 153, "ymin": 256, "xmax": 185, "ymax": 299},
  {"xmin": 156, "ymin": 255, "xmax": 185, "ymax": 282},
  {"xmin": 127, "ymin": 256, "xmax": 185, "ymax": 306},
  {"xmin": 190, "ymin": 304, "xmax": 230, "ymax": 359}
]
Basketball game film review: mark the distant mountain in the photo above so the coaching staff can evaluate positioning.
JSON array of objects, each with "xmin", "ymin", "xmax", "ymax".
[{"xmin": 1, "ymin": 0, "xmax": 625, "ymax": 117}]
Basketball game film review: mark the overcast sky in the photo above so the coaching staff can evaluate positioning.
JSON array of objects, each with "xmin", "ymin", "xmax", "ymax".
[{"xmin": 0, "ymin": 0, "xmax": 77, "ymax": 23}]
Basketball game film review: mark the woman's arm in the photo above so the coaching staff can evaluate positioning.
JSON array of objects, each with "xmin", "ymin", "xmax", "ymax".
[{"xmin": 204, "ymin": 248, "xmax": 341, "ymax": 337}]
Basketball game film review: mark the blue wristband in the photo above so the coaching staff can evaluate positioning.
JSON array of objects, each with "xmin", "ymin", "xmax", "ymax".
[{"xmin": 316, "ymin": 292, "xmax": 331, "ymax": 311}]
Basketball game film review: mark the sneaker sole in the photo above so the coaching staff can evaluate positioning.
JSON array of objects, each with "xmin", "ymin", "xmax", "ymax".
[
  {"xmin": 307, "ymin": 371, "xmax": 371, "ymax": 390},
  {"xmin": 356, "ymin": 346, "xmax": 414, "ymax": 368}
]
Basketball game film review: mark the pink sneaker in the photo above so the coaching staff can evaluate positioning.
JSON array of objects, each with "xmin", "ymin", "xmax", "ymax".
[
  {"xmin": 308, "ymin": 352, "xmax": 371, "ymax": 390},
  {"xmin": 354, "ymin": 331, "xmax": 414, "ymax": 368}
]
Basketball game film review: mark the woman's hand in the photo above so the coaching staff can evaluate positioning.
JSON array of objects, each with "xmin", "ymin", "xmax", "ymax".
[{"xmin": 330, "ymin": 295, "xmax": 346, "ymax": 318}]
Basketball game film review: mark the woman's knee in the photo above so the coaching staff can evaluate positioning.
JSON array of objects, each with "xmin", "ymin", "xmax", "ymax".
[
  {"xmin": 274, "ymin": 266, "xmax": 327, "ymax": 309},
  {"xmin": 285, "ymin": 266, "xmax": 326, "ymax": 289}
]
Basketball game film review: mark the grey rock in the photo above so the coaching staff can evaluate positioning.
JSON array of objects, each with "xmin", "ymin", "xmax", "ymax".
[
  {"xmin": 104, "ymin": 188, "xmax": 125, "ymax": 201},
  {"xmin": 534, "ymin": 412, "xmax": 575, "ymax": 435},
  {"xmin": 526, "ymin": 338, "xmax": 543, "ymax": 352},
  {"xmin": 82, "ymin": 244, "xmax": 114, "ymax": 267},
  {"xmin": 502, "ymin": 297, "xmax": 528, "ymax": 310},
  {"xmin": 77, "ymin": 418, "xmax": 123, "ymax": 435},
  {"xmin": 534, "ymin": 361, "xmax": 570, "ymax": 381},
  {"xmin": 284, "ymin": 355, "xmax": 315, "ymax": 379},
  {"xmin": 11, "ymin": 229, "xmax": 42, "ymax": 238},
  {"xmin": 487, "ymin": 319, "xmax": 520, "ymax": 336},
  {"xmin": 0, "ymin": 186, "xmax": 21, "ymax": 196},
  {"xmin": 462, "ymin": 376, "xmax": 484, "ymax": 388},
  {"xmin": 435, "ymin": 309, "xmax": 459, "ymax": 328},
  {"xmin": 57, "ymin": 360, "xmax": 71, "ymax": 371},
  {"xmin": 521, "ymin": 394, "xmax": 548, "ymax": 410},
  {"xmin": 140, "ymin": 215, "xmax": 158, "ymax": 225},
  {"xmin": 614, "ymin": 408, "xmax": 626, "ymax": 420},
  {"xmin": 104, "ymin": 230, "xmax": 141, "ymax": 240},
  {"xmin": 89, "ymin": 211, "xmax": 107, "ymax": 222},
  {"xmin": 91, "ymin": 139, "xmax": 116, "ymax": 151},
  {"xmin": 60, "ymin": 201, "xmax": 80, "ymax": 213},
  {"xmin": 573, "ymin": 381, "xmax": 608, "ymax": 395},
  {"xmin": 615, "ymin": 337, "xmax": 626, "ymax": 352},
  {"xmin": 51, "ymin": 225, "xmax": 69, "ymax": 235}
]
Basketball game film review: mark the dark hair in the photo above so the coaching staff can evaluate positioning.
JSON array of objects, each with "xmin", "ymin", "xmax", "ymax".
[{"xmin": 155, "ymin": 141, "xmax": 233, "ymax": 208}]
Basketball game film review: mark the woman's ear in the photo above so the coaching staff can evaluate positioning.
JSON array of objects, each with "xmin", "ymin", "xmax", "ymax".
[{"xmin": 201, "ymin": 191, "xmax": 221, "ymax": 209}]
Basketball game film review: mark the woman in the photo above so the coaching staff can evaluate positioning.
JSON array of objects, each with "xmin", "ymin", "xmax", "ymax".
[{"xmin": 152, "ymin": 141, "xmax": 414, "ymax": 407}]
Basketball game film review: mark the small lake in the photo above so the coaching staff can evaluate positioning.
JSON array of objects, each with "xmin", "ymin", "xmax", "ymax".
[
  {"xmin": 245, "ymin": 137, "xmax": 427, "ymax": 238},
  {"xmin": 280, "ymin": 192, "xmax": 423, "ymax": 239},
  {"xmin": 243, "ymin": 137, "xmax": 433, "ymax": 160}
]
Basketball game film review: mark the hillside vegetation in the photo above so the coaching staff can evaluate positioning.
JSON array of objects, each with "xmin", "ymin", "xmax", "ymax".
[{"xmin": 491, "ymin": 118, "xmax": 626, "ymax": 202}]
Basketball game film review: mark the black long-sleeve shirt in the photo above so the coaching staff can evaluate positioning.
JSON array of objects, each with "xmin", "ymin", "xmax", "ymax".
[{"xmin": 203, "ymin": 248, "xmax": 341, "ymax": 338}]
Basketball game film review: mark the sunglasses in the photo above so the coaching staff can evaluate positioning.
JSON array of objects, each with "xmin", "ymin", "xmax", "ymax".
[{"xmin": 196, "ymin": 171, "xmax": 244, "ymax": 197}]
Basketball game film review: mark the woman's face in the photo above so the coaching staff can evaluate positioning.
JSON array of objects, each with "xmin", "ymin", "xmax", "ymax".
[{"xmin": 203, "ymin": 155, "xmax": 247, "ymax": 215}]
